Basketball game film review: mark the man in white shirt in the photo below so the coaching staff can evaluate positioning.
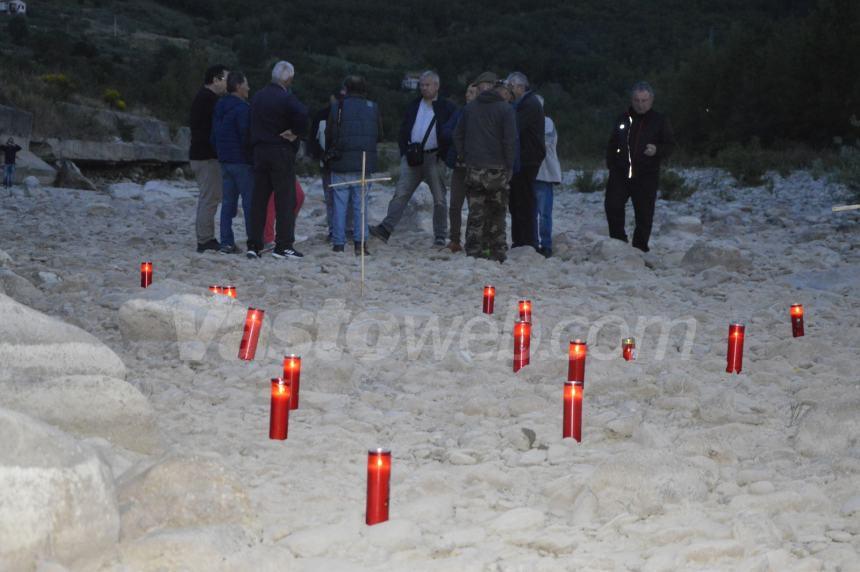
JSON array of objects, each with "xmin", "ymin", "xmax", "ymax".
[{"xmin": 370, "ymin": 70, "xmax": 457, "ymax": 247}]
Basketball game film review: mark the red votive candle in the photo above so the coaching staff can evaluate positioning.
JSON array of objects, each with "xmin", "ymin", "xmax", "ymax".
[
  {"xmin": 518, "ymin": 299, "xmax": 532, "ymax": 323},
  {"xmin": 224, "ymin": 285, "xmax": 237, "ymax": 299},
  {"xmin": 726, "ymin": 322, "xmax": 745, "ymax": 374},
  {"xmin": 209, "ymin": 285, "xmax": 222, "ymax": 294},
  {"xmin": 513, "ymin": 320, "xmax": 531, "ymax": 372},
  {"xmin": 622, "ymin": 337, "xmax": 636, "ymax": 361},
  {"xmin": 366, "ymin": 448, "xmax": 391, "ymax": 525},
  {"xmin": 238, "ymin": 307, "xmax": 265, "ymax": 361},
  {"xmin": 568, "ymin": 339, "xmax": 587, "ymax": 383},
  {"xmin": 140, "ymin": 262, "xmax": 152, "ymax": 288},
  {"xmin": 790, "ymin": 304, "xmax": 804, "ymax": 338},
  {"xmin": 269, "ymin": 378, "xmax": 290, "ymax": 440},
  {"xmin": 283, "ymin": 354, "xmax": 301, "ymax": 410},
  {"xmin": 562, "ymin": 381, "xmax": 583, "ymax": 442},
  {"xmin": 482, "ymin": 285, "xmax": 495, "ymax": 314}
]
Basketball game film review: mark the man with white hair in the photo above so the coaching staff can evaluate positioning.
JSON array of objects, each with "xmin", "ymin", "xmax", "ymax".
[
  {"xmin": 505, "ymin": 71, "xmax": 545, "ymax": 250},
  {"xmin": 604, "ymin": 81, "xmax": 675, "ymax": 252},
  {"xmin": 246, "ymin": 60, "xmax": 309, "ymax": 260},
  {"xmin": 370, "ymin": 70, "xmax": 456, "ymax": 247}
]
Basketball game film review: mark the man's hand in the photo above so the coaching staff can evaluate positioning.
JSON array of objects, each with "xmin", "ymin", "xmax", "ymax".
[
  {"xmin": 644, "ymin": 144, "xmax": 657, "ymax": 157},
  {"xmin": 280, "ymin": 129, "xmax": 298, "ymax": 142}
]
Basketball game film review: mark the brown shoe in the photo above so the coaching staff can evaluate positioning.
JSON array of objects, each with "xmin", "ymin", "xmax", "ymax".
[{"xmin": 447, "ymin": 242, "xmax": 462, "ymax": 253}]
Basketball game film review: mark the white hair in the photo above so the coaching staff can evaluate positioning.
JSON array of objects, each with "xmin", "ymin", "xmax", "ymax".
[
  {"xmin": 272, "ymin": 61, "xmax": 295, "ymax": 83},
  {"xmin": 506, "ymin": 71, "xmax": 529, "ymax": 89},
  {"xmin": 631, "ymin": 81, "xmax": 655, "ymax": 97},
  {"xmin": 419, "ymin": 70, "xmax": 439, "ymax": 84}
]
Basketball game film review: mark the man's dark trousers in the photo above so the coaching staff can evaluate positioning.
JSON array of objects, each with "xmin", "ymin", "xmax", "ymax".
[
  {"xmin": 604, "ymin": 170, "xmax": 658, "ymax": 252},
  {"xmin": 249, "ymin": 145, "xmax": 297, "ymax": 251},
  {"xmin": 509, "ymin": 164, "xmax": 539, "ymax": 248}
]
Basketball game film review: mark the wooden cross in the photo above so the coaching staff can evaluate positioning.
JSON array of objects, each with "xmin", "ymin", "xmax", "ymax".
[
  {"xmin": 329, "ymin": 152, "xmax": 391, "ymax": 296},
  {"xmin": 832, "ymin": 204, "xmax": 860, "ymax": 212}
]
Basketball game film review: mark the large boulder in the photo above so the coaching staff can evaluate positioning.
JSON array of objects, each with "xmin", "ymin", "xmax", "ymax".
[
  {"xmin": 118, "ymin": 282, "xmax": 246, "ymax": 361},
  {"xmin": 40, "ymin": 138, "xmax": 187, "ymax": 165},
  {"xmin": 680, "ymin": 240, "xmax": 751, "ymax": 273},
  {"xmin": 0, "ymin": 375, "xmax": 158, "ymax": 453},
  {"xmin": 0, "ymin": 408, "xmax": 120, "ymax": 568},
  {"xmin": 589, "ymin": 238, "xmax": 646, "ymax": 267},
  {"xmin": 54, "ymin": 159, "xmax": 97, "ymax": 191},
  {"xmin": 662, "ymin": 215, "xmax": 703, "ymax": 235},
  {"xmin": 0, "ymin": 293, "xmax": 126, "ymax": 382},
  {"xmin": 118, "ymin": 454, "xmax": 255, "ymax": 540},
  {"xmin": 0, "ymin": 267, "xmax": 41, "ymax": 306}
]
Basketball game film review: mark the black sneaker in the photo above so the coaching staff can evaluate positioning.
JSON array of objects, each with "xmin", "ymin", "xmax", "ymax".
[
  {"xmin": 433, "ymin": 237, "xmax": 446, "ymax": 247},
  {"xmin": 369, "ymin": 224, "xmax": 390, "ymax": 243},
  {"xmin": 219, "ymin": 244, "xmax": 238, "ymax": 254},
  {"xmin": 354, "ymin": 241, "xmax": 370, "ymax": 256},
  {"xmin": 197, "ymin": 239, "xmax": 220, "ymax": 253},
  {"xmin": 272, "ymin": 247, "xmax": 303, "ymax": 259},
  {"xmin": 332, "ymin": 244, "xmax": 345, "ymax": 252},
  {"xmin": 246, "ymin": 250, "xmax": 261, "ymax": 260}
]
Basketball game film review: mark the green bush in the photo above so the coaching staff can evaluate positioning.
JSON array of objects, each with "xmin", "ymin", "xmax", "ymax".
[
  {"xmin": 660, "ymin": 170, "xmax": 698, "ymax": 201},
  {"xmin": 574, "ymin": 170, "xmax": 603, "ymax": 193},
  {"xmin": 715, "ymin": 141, "xmax": 768, "ymax": 187},
  {"xmin": 103, "ymin": 88, "xmax": 127, "ymax": 110}
]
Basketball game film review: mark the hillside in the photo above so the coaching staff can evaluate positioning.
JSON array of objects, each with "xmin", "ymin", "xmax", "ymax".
[{"xmin": 1, "ymin": 0, "xmax": 859, "ymax": 160}]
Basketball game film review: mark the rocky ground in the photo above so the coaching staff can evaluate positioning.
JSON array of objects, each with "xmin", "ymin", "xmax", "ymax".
[{"xmin": 1, "ymin": 169, "xmax": 859, "ymax": 571}]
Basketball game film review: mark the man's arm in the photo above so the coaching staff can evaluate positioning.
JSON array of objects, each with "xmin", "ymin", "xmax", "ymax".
[
  {"xmin": 453, "ymin": 109, "xmax": 466, "ymax": 158},
  {"xmin": 502, "ymin": 107, "xmax": 517, "ymax": 173}
]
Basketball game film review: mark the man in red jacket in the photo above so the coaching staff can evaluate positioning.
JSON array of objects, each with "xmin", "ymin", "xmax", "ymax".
[{"xmin": 604, "ymin": 81, "xmax": 675, "ymax": 252}]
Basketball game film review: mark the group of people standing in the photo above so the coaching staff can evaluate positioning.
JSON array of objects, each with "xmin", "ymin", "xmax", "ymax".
[{"xmin": 189, "ymin": 60, "xmax": 674, "ymax": 263}]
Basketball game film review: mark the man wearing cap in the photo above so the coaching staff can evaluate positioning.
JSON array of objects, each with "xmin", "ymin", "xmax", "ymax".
[
  {"xmin": 453, "ymin": 73, "xmax": 517, "ymax": 263},
  {"xmin": 370, "ymin": 70, "xmax": 456, "ymax": 247}
]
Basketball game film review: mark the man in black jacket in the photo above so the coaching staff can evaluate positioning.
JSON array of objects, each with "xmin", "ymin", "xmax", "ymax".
[
  {"xmin": 506, "ymin": 72, "xmax": 545, "ymax": 250},
  {"xmin": 189, "ymin": 64, "xmax": 228, "ymax": 253},
  {"xmin": 604, "ymin": 81, "xmax": 675, "ymax": 252},
  {"xmin": 246, "ymin": 60, "xmax": 309, "ymax": 260},
  {"xmin": 370, "ymin": 70, "xmax": 456, "ymax": 247}
]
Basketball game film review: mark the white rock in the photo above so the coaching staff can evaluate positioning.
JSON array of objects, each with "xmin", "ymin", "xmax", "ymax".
[
  {"xmin": 571, "ymin": 487, "xmax": 599, "ymax": 526},
  {"xmin": 0, "ymin": 408, "xmax": 119, "ymax": 568},
  {"xmin": 518, "ymin": 449, "xmax": 547, "ymax": 466},
  {"xmin": 0, "ymin": 293, "xmax": 126, "ymax": 382},
  {"xmin": 748, "ymin": 481, "xmax": 776, "ymax": 495},
  {"xmin": 285, "ymin": 522, "xmax": 357, "ymax": 558},
  {"xmin": 24, "ymin": 175, "xmax": 40, "ymax": 190},
  {"xmin": 681, "ymin": 240, "xmax": 750, "ymax": 273},
  {"xmin": 0, "ymin": 267, "xmax": 40, "ymax": 305},
  {"xmin": 0, "ymin": 375, "xmax": 158, "ymax": 453},
  {"xmin": 840, "ymin": 495, "xmax": 860, "ymax": 516},
  {"xmin": 490, "ymin": 507, "xmax": 546, "ymax": 533},
  {"xmin": 38, "ymin": 271, "xmax": 62, "ymax": 285},
  {"xmin": 590, "ymin": 238, "xmax": 646, "ymax": 267},
  {"xmin": 364, "ymin": 519, "xmax": 422, "ymax": 551},
  {"xmin": 118, "ymin": 454, "xmax": 255, "ymax": 540},
  {"xmin": 448, "ymin": 450, "xmax": 478, "ymax": 465},
  {"xmin": 400, "ymin": 494, "xmax": 454, "ymax": 522},
  {"xmin": 0, "ymin": 248, "xmax": 11, "ymax": 266},
  {"xmin": 662, "ymin": 215, "xmax": 703, "ymax": 235},
  {"xmin": 108, "ymin": 181, "xmax": 143, "ymax": 199}
]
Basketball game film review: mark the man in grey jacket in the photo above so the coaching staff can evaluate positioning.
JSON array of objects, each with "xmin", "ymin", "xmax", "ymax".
[{"xmin": 453, "ymin": 72, "xmax": 517, "ymax": 263}]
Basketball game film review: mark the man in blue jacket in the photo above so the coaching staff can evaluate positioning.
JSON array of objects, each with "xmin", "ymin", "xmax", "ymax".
[
  {"xmin": 370, "ymin": 71, "xmax": 456, "ymax": 247},
  {"xmin": 325, "ymin": 75, "xmax": 383, "ymax": 255},
  {"xmin": 246, "ymin": 60, "xmax": 309, "ymax": 260},
  {"xmin": 211, "ymin": 71, "xmax": 253, "ymax": 254}
]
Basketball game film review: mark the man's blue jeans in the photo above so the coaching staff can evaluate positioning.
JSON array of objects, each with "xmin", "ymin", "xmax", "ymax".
[
  {"xmin": 331, "ymin": 172, "xmax": 369, "ymax": 246},
  {"xmin": 3, "ymin": 164, "xmax": 15, "ymax": 188},
  {"xmin": 533, "ymin": 180, "xmax": 554, "ymax": 250},
  {"xmin": 220, "ymin": 163, "xmax": 254, "ymax": 247}
]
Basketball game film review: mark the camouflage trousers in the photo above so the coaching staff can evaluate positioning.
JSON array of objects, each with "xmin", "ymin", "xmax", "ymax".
[{"xmin": 464, "ymin": 167, "xmax": 510, "ymax": 263}]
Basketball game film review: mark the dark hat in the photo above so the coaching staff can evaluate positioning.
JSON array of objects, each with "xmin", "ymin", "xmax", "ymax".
[{"xmin": 472, "ymin": 71, "xmax": 498, "ymax": 86}]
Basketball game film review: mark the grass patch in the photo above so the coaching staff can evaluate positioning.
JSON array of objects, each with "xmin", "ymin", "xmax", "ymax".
[{"xmin": 659, "ymin": 170, "xmax": 698, "ymax": 201}]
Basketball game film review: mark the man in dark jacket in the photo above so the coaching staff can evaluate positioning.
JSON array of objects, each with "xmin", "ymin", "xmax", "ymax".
[
  {"xmin": 211, "ymin": 71, "xmax": 253, "ymax": 254},
  {"xmin": 369, "ymin": 70, "xmax": 456, "ymax": 247},
  {"xmin": 1, "ymin": 137, "xmax": 22, "ymax": 189},
  {"xmin": 312, "ymin": 88, "xmax": 348, "ymax": 242},
  {"xmin": 604, "ymin": 81, "xmax": 675, "ymax": 252},
  {"xmin": 440, "ymin": 83, "xmax": 477, "ymax": 252},
  {"xmin": 506, "ymin": 72, "xmax": 545, "ymax": 250},
  {"xmin": 325, "ymin": 75, "xmax": 383, "ymax": 255},
  {"xmin": 189, "ymin": 64, "xmax": 228, "ymax": 253},
  {"xmin": 454, "ymin": 73, "xmax": 517, "ymax": 263},
  {"xmin": 246, "ymin": 60, "xmax": 309, "ymax": 260}
]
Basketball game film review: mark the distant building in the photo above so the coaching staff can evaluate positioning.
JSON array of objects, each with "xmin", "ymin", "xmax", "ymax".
[
  {"xmin": 401, "ymin": 72, "xmax": 421, "ymax": 91},
  {"xmin": 0, "ymin": 1, "xmax": 27, "ymax": 15}
]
